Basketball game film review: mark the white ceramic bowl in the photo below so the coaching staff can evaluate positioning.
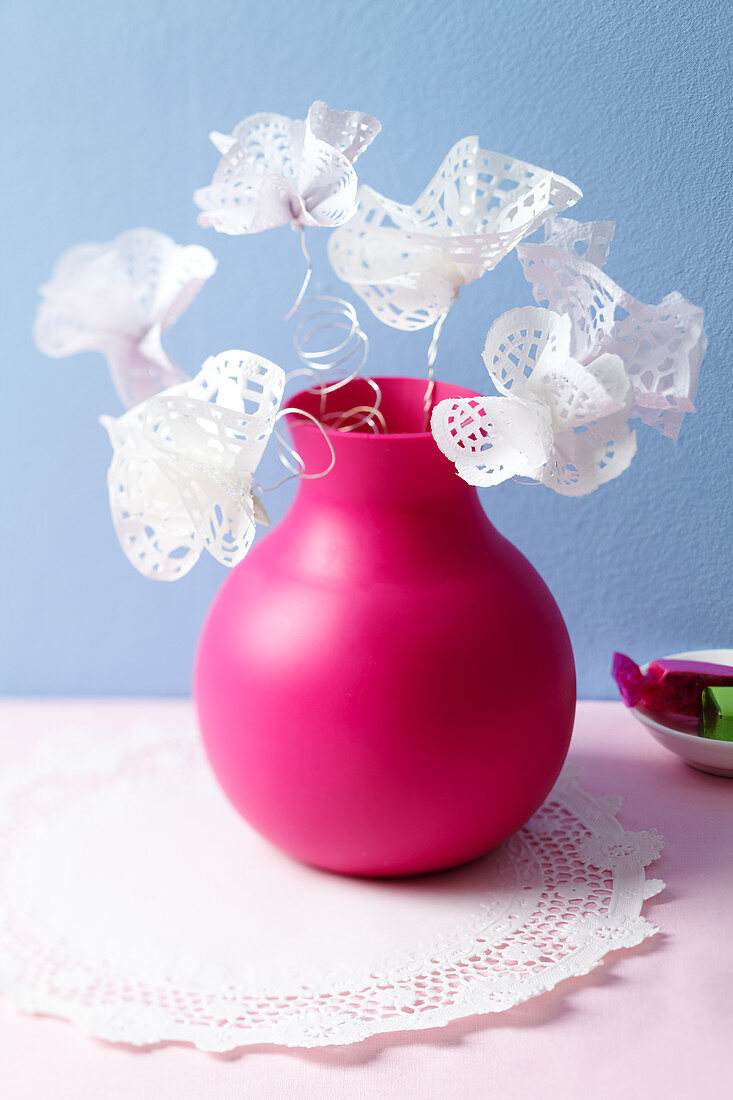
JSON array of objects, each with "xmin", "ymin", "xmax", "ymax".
[{"xmin": 630, "ymin": 649, "xmax": 733, "ymax": 777}]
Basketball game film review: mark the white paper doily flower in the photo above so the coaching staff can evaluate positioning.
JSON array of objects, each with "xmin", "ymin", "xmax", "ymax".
[
  {"xmin": 0, "ymin": 722, "xmax": 664, "ymax": 1051},
  {"xmin": 34, "ymin": 229, "xmax": 217, "ymax": 409},
  {"xmin": 328, "ymin": 137, "xmax": 582, "ymax": 330},
  {"xmin": 194, "ymin": 100, "xmax": 381, "ymax": 235},
  {"xmin": 543, "ymin": 215, "xmax": 616, "ymax": 269},
  {"xmin": 518, "ymin": 218, "xmax": 707, "ymax": 439},
  {"xmin": 100, "ymin": 351, "xmax": 284, "ymax": 580},
  {"xmin": 432, "ymin": 306, "xmax": 637, "ymax": 496}
]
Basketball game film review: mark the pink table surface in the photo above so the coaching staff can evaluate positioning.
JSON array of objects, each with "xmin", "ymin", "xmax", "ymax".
[{"xmin": 0, "ymin": 698, "xmax": 730, "ymax": 1100}]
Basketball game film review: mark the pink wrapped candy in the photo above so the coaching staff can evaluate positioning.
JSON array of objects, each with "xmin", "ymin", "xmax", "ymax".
[{"xmin": 612, "ymin": 652, "xmax": 733, "ymax": 730}]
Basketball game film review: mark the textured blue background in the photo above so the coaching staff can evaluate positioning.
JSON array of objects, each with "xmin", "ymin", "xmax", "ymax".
[{"xmin": 1, "ymin": 0, "xmax": 730, "ymax": 697}]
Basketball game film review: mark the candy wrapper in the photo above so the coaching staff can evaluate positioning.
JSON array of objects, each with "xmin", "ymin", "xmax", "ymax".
[
  {"xmin": 700, "ymin": 687, "xmax": 733, "ymax": 742},
  {"xmin": 612, "ymin": 652, "xmax": 733, "ymax": 730}
]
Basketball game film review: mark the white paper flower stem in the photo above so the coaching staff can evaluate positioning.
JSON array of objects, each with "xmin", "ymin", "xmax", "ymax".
[
  {"xmin": 284, "ymin": 228, "xmax": 313, "ymax": 321},
  {"xmin": 422, "ymin": 310, "xmax": 448, "ymax": 430},
  {"xmin": 259, "ymin": 407, "xmax": 337, "ymax": 491},
  {"xmin": 287, "ymin": 294, "xmax": 385, "ymax": 433}
]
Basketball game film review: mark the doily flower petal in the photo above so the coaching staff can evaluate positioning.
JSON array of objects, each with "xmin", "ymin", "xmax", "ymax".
[
  {"xmin": 329, "ymin": 226, "xmax": 464, "ymax": 329},
  {"xmin": 163, "ymin": 350, "xmax": 286, "ymax": 474},
  {"xmin": 530, "ymin": 352, "xmax": 633, "ymax": 433},
  {"xmin": 518, "ymin": 220, "xmax": 706, "ymax": 439},
  {"xmin": 195, "ymin": 170, "xmax": 304, "ymax": 235},
  {"xmin": 329, "ymin": 138, "xmax": 581, "ymax": 330},
  {"xmin": 157, "ymin": 455, "xmax": 258, "ymax": 570},
  {"xmin": 431, "ymin": 395, "xmax": 552, "ymax": 486},
  {"xmin": 481, "ymin": 306, "xmax": 573, "ymax": 399},
  {"xmin": 34, "ymin": 229, "xmax": 217, "ymax": 409},
  {"xmin": 100, "ymin": 411, "xmax": 201, "ymax": 581},
  {"xmin": 298, "ymin": 120, "xmax": 360, "ymax": 227},
  {"xmin": 435, "ymin": 306, "xmax": 638, "ymax": 497},
  {"xmin": 543, "ymin": 216, "xmax": 616, "ymax": 269},
  {"xmin": 195, "ymin": 101, "xmax": 380, "ymax": 235},
  {"xmin": 102, "ymin": 351, "xmax": 285, "ymax": 580},
  {"xmin": 305, "ymin": 101, "xmax": 381, "ymax": 165},
  {"xmin": 542, "ymin": 412, "xmax": 638, "ymax": 497}
]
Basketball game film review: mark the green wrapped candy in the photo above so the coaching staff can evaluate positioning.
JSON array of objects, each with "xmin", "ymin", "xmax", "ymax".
[{"xmin": 700, "ymin": 686, "xmax": 733, "ymax": 742}]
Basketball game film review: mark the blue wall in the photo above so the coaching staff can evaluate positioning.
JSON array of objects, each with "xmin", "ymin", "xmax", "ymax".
[{"xmin": 1, "ymin": 0, "xmax": 730, "ymax": 697}]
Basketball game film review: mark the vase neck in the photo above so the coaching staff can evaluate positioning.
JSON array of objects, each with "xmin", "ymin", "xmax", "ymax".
[
  {"xmin": 284, "ymin": 375, "xmax": 484, "ymax": 509},
  {"xmin": 287, "ymin": 420, "xmax": 478, "ymax": 509},
  {"xmin": 278, "ymin": 378, "xmax": 498, "ymax": 581}
]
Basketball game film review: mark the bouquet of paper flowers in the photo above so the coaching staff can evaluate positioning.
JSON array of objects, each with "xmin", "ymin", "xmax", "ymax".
[{"xmin": 34, "ymin": 100, "xmax": 707, "ymax": 581}]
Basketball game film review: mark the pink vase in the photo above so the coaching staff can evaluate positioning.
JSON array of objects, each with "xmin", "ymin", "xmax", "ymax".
[{"xmin": 195, "ymin": 377, "xmax": 576, "ymax": 877}]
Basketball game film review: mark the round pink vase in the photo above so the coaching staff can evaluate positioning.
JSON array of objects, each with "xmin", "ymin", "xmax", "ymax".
[{"xmin": 195, "ymin": 377, "xmax": 576, "ymax": 877}]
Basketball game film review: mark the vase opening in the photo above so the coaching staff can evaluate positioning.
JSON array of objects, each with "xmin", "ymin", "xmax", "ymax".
[{"xmin": 284, "ymin": 375, "xmax": 479, "ymax": 438}]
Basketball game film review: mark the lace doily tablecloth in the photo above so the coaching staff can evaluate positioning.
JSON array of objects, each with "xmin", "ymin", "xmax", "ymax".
[{"xmin": 0, "ymin": 722, "xmax": 664, "ymax": 1051}]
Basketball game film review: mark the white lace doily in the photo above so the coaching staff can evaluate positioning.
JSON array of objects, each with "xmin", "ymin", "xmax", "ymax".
[{"xmin": 0, "ymin": 722, "xmax": 664, "ymax": 1051}]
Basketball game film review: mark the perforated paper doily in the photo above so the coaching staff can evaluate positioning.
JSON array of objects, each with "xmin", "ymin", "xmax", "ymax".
[{"xmin": 0, "ymin": 723, "xmax": 664, "ymax": 1051}]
